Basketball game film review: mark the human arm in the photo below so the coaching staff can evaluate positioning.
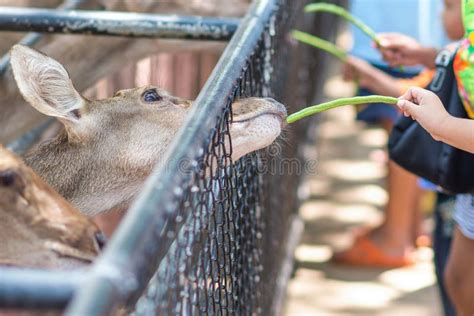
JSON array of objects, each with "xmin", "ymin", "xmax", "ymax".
[
  {"xmin": 343, "ymin": 57, "xmax": 435, "ymax": 97},
  {"xmin": 397, "ymin": 87, "xmax": 474, "ymax": 153},
  {"xmin": 343, "ymin": 56, "xmax": 402, "ymax": 97}
]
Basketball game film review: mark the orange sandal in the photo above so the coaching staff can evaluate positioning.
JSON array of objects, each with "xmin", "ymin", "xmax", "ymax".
[
  {"xmin": 415, "ymin": 234, "xmax": 432, "ymax": 248},
  {"xmin": 332, "ymin": 235, "xmax": 414, "ymax": 268}
]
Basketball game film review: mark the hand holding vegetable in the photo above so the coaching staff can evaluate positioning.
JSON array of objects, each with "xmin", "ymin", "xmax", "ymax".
[
  {"xmin": 398, "ymin": 87, "xmax": 474, "ymax": 153},
  {"xmin": 377, "ymin": 33, "xmax": 437, "ymax": 69},
  {"xmin": 397, "ymin": 87, "xmax": 450, "ymax": 140}
]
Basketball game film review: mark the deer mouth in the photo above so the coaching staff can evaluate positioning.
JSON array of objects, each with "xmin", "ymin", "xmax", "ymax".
[{"xmin": 232, "ymin": 100, "xmax": 287, "ymax": 126}]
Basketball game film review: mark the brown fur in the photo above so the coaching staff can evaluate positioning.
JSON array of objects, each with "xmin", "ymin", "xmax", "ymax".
[{"xmin": 0, "ymin": 145, "xmax": 102, "ymax": 270}]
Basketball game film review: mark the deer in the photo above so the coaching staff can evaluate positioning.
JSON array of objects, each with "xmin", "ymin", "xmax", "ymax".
[
  {"xmin": 0, "ymin": 0, "xmax": 251, "ymax": 143},
  {"xmin": 0, "ymin": 145, "xmax": 104, "ymax": 270},
  {"xmin": 9, "ymin": 45, "xmax": 287, "ymax": 219}
]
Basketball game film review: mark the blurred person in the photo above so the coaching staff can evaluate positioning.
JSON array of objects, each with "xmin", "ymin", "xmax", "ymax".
[
  {"xmin": 397, "ymin": 84, "xmax": 474, "ymax": 314},
  {"xmin": 340, "ymin": 47, "xmax": 458, "ymax": 316},
  {"xmin": 340, "ymin": 1, "xmax": 464, "ymax": 315},
  {"xmin": 375, "ymin": 2, "xmax": 463, "ymax": 315},
  {"xmin": 332, "ymin": 0, "xmax": 448, "ymax": 268},
  {"xmin": 396, "ymin": 1, "xmax": 474, "ymax": 314}
]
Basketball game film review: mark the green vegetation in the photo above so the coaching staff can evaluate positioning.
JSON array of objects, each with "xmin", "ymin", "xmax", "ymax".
[
  {"xmin": 304, "ymin": 3, "xmax": 381, "ymax": 46},
  {"xmin": 287, "ymin": 96, "xmax": 398, "ymax": 123},
  {"xmin": 292, "ymin": 30, "xmax": 347, "ymax": 61}
]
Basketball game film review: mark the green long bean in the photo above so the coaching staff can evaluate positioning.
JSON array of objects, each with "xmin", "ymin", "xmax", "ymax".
[
  {"xmin": 292, "ymin": 30, "xmax": 347, "ymax": 62},
  {"xmin": 287, "ymin": 96, "xmax": 398, "ymax": 124},
  {"xmin": 305, "ymin": 3, "xmax": 381, "ymax": 46}
]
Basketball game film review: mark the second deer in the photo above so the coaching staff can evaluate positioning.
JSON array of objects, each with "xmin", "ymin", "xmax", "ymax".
[{"xmin": 0, "ymin": 145, "xmax": 104, "ymax": 270}]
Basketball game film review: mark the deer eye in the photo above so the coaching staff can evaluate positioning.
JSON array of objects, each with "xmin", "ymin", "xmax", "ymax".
[
  {"xmin": 0, "ymin": 170, "xmax": 17, "ymax": 187},
  {"xmin": 142, "ymin": 89, "xmax": 162, "ymax": 103},
  {"xmin": 95, "ymin": 231, "xmax": 107, "ymax": 250}
]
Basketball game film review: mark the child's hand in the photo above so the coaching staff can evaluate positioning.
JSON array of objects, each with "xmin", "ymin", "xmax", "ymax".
[
  {"xmin": 377, "ymin": 33, "xmax": 422, "ymax": 66},
  {"xmin": 397, "ymin": 87, "xmax": 451, "ymax": 140},
  {"xmin": 377, "ymin": 33, "xmax": 437, "ymax": 69}
]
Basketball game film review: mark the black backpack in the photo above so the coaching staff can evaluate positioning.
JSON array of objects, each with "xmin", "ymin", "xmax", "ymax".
[{"xmin": 388, "ymin": 44, "xmax": 474, "ymax": 194}]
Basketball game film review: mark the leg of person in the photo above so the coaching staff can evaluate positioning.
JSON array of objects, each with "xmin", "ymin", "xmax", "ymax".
[
  {"xmin": 333, "ymin": 99, "xmax": 423, "ymax": 267},
  {"xmin": 444, "ymin": 226, "xmax": 474, "ymax": 316},
  {"xmin": 370, "ymin": 160, "xmax": 421, "ymax": 257},
  {"xmin": 333, "ymin": 161, "xmax": 420, "ymax": 267},
  {"xmin": 445, "ymin": 194, "xmax": 474, "ymax": 316},
  {"xmin": 433, "ymin": 193, "xmax": 456, "ymax": 316}
]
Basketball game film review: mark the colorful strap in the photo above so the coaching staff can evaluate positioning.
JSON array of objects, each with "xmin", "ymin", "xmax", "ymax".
[{"xmin": 454, "ymin": 0, "xmax": 474, "ymax": 118}]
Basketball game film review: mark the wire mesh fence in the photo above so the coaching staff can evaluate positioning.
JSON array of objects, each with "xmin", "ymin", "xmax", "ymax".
[
  {"xmin": 76, "ymin": 0, "xmax": 341, "ymax": 314},
  {"xmin": 0, "ymin": 0, "xmax": 343, "ymax": 314}
]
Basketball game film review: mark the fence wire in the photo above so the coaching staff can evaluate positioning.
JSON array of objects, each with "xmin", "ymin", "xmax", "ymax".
[
  {"xmin": 0, "ymin": 0, "xmax": 343, "ymax": 314},
  {"xmin": 66, "ymin": 0, "xmax": 344, "ymax": 315},
  {"xmin": 127, "ymin": 1, "xmax": 342, "ymax": 315},
  {"xmin": 133, "ymin": 6, "xmax": 287, "ymax": 315}
]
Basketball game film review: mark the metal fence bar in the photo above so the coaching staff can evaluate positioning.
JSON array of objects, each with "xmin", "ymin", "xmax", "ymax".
[
  {"xmin": 0, "ymin": 267, "xmax": 81, "ymax": 309},
  {"xmin": 271, "ymin": 215, "xmax": 304, "ymax": 316},
  {"xmin": 0, "ymin": 0, "xmax": 89, "ymax": 75},
  {"xmin": 0, "ymin": 7, "xmax": 239, "ymax": 40},
  {"xmin": 65, "ymin": 0, "xmax": 277, "ymax": 315},
  {"xmin": 6, "ymin": 119, "xmax": 55, "ymax": 155}
]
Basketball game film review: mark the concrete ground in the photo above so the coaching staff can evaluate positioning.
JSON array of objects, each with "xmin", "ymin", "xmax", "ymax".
[{"xmin": 283, "ymin": 74, "xmax": 442, "ymax": 315}]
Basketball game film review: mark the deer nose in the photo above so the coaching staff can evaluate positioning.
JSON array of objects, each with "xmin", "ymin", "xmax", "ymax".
[{"xmin": 264, "ymin": 98, "xmax": 287, "ymax": 118}]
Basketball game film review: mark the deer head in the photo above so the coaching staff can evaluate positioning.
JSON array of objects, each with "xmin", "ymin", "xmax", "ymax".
[
  {"xmin": 10, "ymin": 45, "xmax": 286, "ymax": 216},
  {"xmin": 0, "ymin": 145, "xmax": 104, "ymax": 270}
]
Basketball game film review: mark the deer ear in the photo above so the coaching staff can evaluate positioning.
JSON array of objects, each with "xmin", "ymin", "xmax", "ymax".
[{"xmin": 10, "ymin": 45, "xmax": 85, "ymax": 123}]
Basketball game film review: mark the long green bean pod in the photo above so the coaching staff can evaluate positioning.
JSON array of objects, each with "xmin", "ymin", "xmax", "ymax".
[
  {"xmin": 287, "ymin": 95, "xmax": 398, "ymax": 124},
  {"xmin": 292, "ymin": 30, "xmax": 347, "ymax": 62},
  {"xmin": 305, "ymin": 3, "xmax": 381, "ymax": 46}
]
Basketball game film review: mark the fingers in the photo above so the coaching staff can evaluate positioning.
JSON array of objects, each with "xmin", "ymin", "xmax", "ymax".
[
  {"xmin": 397, "ymin": 86, "xmax": 437, "ymax": 118},
  {"xmin": 378, "ymin": 41, "xmax": 404, "ymax": 67},
  {"xmin": 397, "ymin": 99, "xmax": 419, "ymax": 118},
  {"xmin": 398, "ymin": 87, "xmax": 416, "ymax": 102},
  {"xmin": 377, "ymin": 33, "xmax": 404, "ymax": 49},
  {"xmin": 397, "ymin": 87, "xmax": 422, "ymax": 117},
  {"xmin": 398, "ymin": 86, "xmax": 426, "ymax": 103},
  {"xmin": 376, "ymin": 32, "xmax": 420, "ymax": 67},
  {"xmin": 380, "ymin": 49, "xmax": 403, "ymax": 67}
]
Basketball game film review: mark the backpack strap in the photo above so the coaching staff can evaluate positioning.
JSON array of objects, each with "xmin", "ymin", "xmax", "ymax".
[{"xmin": 429, "ymin": 43, "xmax": 458, "ymax": 97}]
